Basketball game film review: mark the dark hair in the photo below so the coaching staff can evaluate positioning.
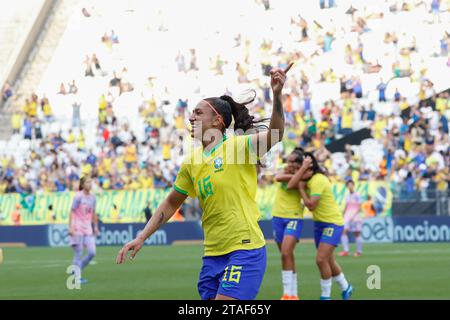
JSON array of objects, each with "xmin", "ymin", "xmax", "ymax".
[
  {"xmin": 79, "ymin": 176, "xmax": 87, "ymax": 191},
  {"xmin": 299, "ymin": 148, "xmax": 327, "ymax": 176},
  {"xmin": 204, "ymin": 92, "xmax": 268, "ymax": 132},
  {"xmin": 289, "ymin": 147, "xmax": 305, "ymax": 164},
  {"xmin": 346, "ymin": 179, "xmax": 355, "ymax": 186}
]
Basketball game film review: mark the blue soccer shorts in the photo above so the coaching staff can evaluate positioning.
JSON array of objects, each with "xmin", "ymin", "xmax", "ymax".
[{"xmin": 197, "ymin": 246, "xmax": 267, "ymax": 300}]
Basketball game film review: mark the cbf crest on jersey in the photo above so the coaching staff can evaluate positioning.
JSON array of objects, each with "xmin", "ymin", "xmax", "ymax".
[{"xmin": 214, "ymin": 157, "xmax": 224, "ymax": 173}]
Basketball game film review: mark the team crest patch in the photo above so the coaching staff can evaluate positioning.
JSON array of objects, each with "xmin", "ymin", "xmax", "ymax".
[{"xmin": 214, "ymin": 157, "xmax": 224, "ymax": 172}]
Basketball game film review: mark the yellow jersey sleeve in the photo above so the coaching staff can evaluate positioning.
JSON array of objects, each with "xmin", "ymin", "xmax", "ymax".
[
  {"xmin": 173, "ymin": 162, "xmax": 195, "ymax": 197},
  {"xmin": 307, "ymin": 173, "xmax": 344, "ymax": 225},
  {"xmin": 309, "ymin": 173, "xmax": 327, "ymax": 197}
]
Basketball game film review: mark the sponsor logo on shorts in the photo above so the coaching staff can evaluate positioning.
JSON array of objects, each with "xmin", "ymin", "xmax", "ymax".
[{"xmin": 221, "ymin": 282, "xmax": 236, "ymax": 289}]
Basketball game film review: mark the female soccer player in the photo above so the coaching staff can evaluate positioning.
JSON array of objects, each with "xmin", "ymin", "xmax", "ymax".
[
  {"xmin": 116, "ymin": 63, "xmax": 293, "ymax": 300},
  {"xmin": 68, "ymin": 176, "xmax": 99, "ymax": 284},
  {"xmin": 272, "ymin": 148, "xmax": 305, "ymax": 300},
  {"xmin": 339, "ymin": 179, "xmax": 363, "ymax": 257},
  {"xmin": 287, "ymin": 152, "xmax": 353, "ymax": 300}
]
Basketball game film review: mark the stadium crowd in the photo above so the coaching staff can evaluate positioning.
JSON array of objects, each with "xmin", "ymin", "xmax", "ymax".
[{"xmin": 1, "ymin": 0, "xmax": 449, "ymax": 201}]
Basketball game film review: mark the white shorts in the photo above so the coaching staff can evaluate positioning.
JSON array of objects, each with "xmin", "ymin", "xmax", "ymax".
[
  {"xmin": 344, "ymin": 220, "xmax": 363, "ymax": 232},
  {"xmin": 69, "ymin": 234, "xmax": 96, "ymax": 248}
]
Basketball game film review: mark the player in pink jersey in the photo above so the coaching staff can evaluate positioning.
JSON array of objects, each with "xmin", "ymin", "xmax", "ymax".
[
  {"xmin": 68, "ymin": 176, "xmax": 99, "ymax": 283},
  {"xmin": 339, "ymin": 180, "xmax": 363, "ymax": 257}
]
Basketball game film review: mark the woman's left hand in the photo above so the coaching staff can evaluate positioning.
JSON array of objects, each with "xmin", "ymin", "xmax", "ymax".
[{"xmin": 270, "ymin": 62, "xmax": 293, "ymax": 96}]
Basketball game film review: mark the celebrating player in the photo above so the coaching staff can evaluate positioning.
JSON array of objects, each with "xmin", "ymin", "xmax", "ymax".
[
  {"xmin": 116, "ymin": 63, "xmax": 293, "ymax": 300},
  {"xmin": 339, "ymin": 179, "xmax": 363, "ymax": 257},
  {"xmin": 272, "ymin": 148, "xmax": 305, "ymax": 300},
  {"xmin": 68, "ymin": 176, "xmax": 99, "ymax": 284},
  {"xmin": 287, "ymin": 152, "xmax": 353, "ymax": 300}
]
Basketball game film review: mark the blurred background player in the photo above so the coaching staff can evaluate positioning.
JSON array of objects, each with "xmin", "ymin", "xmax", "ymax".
[
  {"xmin": 340, "ymin": 179, "xmax": 363, "ymax": 257},
  {"xmin": 272, "ymin": 147, "xmax": 305, "ymax": 300},
  {"xmin": 68, "ymin": 176, "xmax": 99, "ymax": 284},
  {"xmin": 288, "ymin": 153, "xmax": 353, "ymax": 300},
  {"xmin": 116, "ymin": 63, "xmax": 292, "ymax": 300}
]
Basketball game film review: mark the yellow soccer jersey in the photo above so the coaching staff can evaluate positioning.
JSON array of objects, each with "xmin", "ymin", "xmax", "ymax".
[
  {"xmin": 174, "ymin": 134, "xmax": 265, "ymax": 256},
  {"xmin": 306, "ymin": 173, "xmax": 344, "ymax": 225},
  {"xmin": 272, "ymin": 182, "xmax": 304, "ymax": 219}
]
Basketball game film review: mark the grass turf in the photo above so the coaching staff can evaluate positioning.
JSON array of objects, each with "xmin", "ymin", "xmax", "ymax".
[{"xmin": 0, "ymin": 243, "xmax": 449, "ymax": 300}]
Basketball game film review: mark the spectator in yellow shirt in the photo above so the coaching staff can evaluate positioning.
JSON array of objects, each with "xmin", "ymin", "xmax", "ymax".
[
  {"xmin": 373, "ymin": 115, "xmax": 387, "ymax": 140},
  {"xmin": 22, "ymin": 99, "xmax": 30, "ymax": 114},
  {"xmin": 28, "ymin": 101, "xmax": 37, "ymax": 117},
  {"xmin": 11, "ymin": 111, "xmax": 22, "ymax": 135},
  {"xmin": 400, "ymin": 98, "xmax": 409, "ymax": 111},
  {"xmin": 436, "ymin": 168, "xmax": 449, "ymax": 191},
  {"xmin": 175, "ymin": 115, "xmax": 185, "ymax": 129},
  {"xmin": 341, "ymin": 109, "xmax": 353, "ymax": 135},
  {"xmin": 77, "ymin": 131, "xmax": 85, "ymax": 150},
  {"xmin": 124, "ymin": 143, "xmax": 137, "ymax": 169},
  {"xmin": 99, "ymin": 94, "xmax": 107, "ymax": 111},
  {"xmin": 103, "ymin": 157, "xmax": 112, "ymax": 172},
  {"xmin": 0, "ymin": 180, "xmax": 7, "ymax": 194},
  {"xmin": 28, "ymin": 94, "xmax": 39, "ymax": 117},
  {"xmin": 162, "ymin": 142, "xmax": 172, "ymax": 160},
  {"xmin": 138, "ymin": 174, "xmax": 152, "ymax": 189},
  {"xmin": 102, "ymin": 177, "xmax": 111, "ymax": 190},
  {"xmin": 42, "ymin": 98, "xmax": 54, "ymax": 121},
  {"xmin": 67, "ymin": 129, "xmax": 75, "ymax": 144},
  {"xmin": 129, "ymin": 178, "xmax": 141, "ymax": 190},
  {"xmin": 435, "ymin": 93, "xmax": 449, "ymax": 112},
  {"xmin": 318, "ymin": 117, "xmax": 329, "ymax": 133},
  {"xmin": 81, "ymin": 161, "xmax": 92, "ymax": 176}
]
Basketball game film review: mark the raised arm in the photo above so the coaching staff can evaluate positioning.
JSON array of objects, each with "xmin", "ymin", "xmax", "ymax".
[
  {"xmin": 116, "ymin": 190, "xmax": 187, "ymax": 263},
  {"xmin": 298, "ymin": 182, "xmax": 320, "ymax": 211},
  {"xmin": 286, "ymin": 156, "xmax": 313, "ymax": 190},
  {"xmin": 250, "ymin": 62, "xmax": 293, "ymax": 157},
  {"xmin": 274, "ymin": 172, "xmax": 294, "ymax": 183}
]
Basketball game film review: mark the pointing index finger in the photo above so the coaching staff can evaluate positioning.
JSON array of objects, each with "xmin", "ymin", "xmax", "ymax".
[{"xmin": 284, "ymin": 62, "xmax": 294, "ymax": 74}]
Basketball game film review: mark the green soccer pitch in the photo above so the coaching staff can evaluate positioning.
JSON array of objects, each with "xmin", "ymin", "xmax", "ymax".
[{"xmin": 1, "ymin": 243, "xmax": 449, "ymax": 300}]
